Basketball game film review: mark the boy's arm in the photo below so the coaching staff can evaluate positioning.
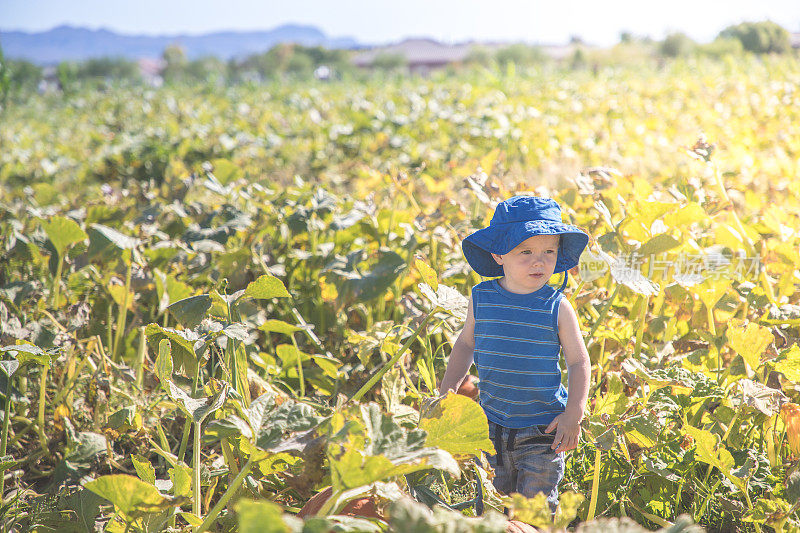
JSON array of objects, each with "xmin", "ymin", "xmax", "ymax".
[
  {"xmin": 546, "ymin": 296, "xmax": 592, "ymax": 453},
  {"xmin": 438, "ymin": 293, "xmax": 476, "ymax": 396}
]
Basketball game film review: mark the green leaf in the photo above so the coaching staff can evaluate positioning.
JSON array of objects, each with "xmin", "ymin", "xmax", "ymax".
[
  {"xmin": 418, "ymin": 283, "xmax": 468, "ymax": 320},
  {"xmin": 735, "ymin": 379, "xmax": 787, "ymax": 416},
  {"xmin": 167, "ymin": 294, "xmax": 212, "ymax": 329},
  {"xmin": 684, "ymin": 425, "xmax": 738, "ymax": 488},
  {"xmin": 155, "ymin": 339, "xmax": 173, "ymax": 387},
  {"xmin": 243, "ymin": 274, "xmax": 290, "ymax": 300},
  {"xmin": 775, "ymin": 344, "xmax": 800, "ymax": 384},
  {"xmin": 131, "ymin": 454, "xmax": 155, "ymax": 485},
  {"xmin": 65, "ymin": 431, "xmax": 107, "ymax": 466},
  {"xmin": 106, "ymin": 406, "xmax": 136, "ymax": 430},
  {"xmin": 726, "ymin": 318, "xmax": 774, "ymax": 371},
  {"xmin": 247, "ymin": 391, "xmax": 277, "ymax": 433},
  {"xmin": 0, "ymin": 360, "xmax": 19, "ymax": 378},
  {"xmin": 508, "ymin": 493, "xmax": 552, "ymax": 529},
  {"xmin": 145, "ymin": 324, "xmax": 199, "ymax": 376},
  {"xmin": 258, "ymin": 319, "xmax": 303, "ymax": 335},
  {"xmin": 167, "ymin": 381, "xmax": 229, "ymax": 423},
  {"xmin": 0, "ymin": 455, "xmax": 17, "ymax": 473},
  {"xmin": 637, "ymin": 233, "xmax": 681, "ymax": 257},
  {"xmin": 330, "ymin": 446, "xmax": 454, "ymax": 492},
  {"xmin": 41, "ymin": 216, "xmax": 87, "ymax": 257},
  {"xmin": 84, "ymin": 474, "xmax": 170, "ymax": 516},
  {"xmin": 222, "ymin": 323, "xmax": 249, "ymax": 342},
  {"xmin": 623, "ymin": 412, "xmax": 661, "ymax": 448},
  {"xmin": 335, "ymin": 250, "xmax": 406, "ymax": 302},
  {"xmin": 275, "ymin": 344, "xmax": 311, "ymax": 371},
  {"xmin": 154, "ymin": 270, "xmax": 194, "ymax": 313},
  {"xmin": 210, "ymin": 158, "xmax": 243, "ymax": 185},
  {"xmin": 88, "ymin": 223, "xmax": 139, "ymax": 250},
  {"xmin": 593, "ymin": 372, "xmax": 629, "ymax": 419},
  {"xmin": 236, "ymin": 499, "xmax": 290, "ymax": 533},
  {"xmin": 0, "ymin": 344, "xmax": 52, "ymax": 367},
  {"xmin": 419, "ymin": 391, "xmax": 495, "ymax": 457},
  {"xmin": 169, "ymin": 463, "xmax": 192, "ymax": 497}
]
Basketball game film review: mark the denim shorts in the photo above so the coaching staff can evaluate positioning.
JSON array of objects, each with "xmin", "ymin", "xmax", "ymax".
[{"xmin": 486, "ymin": 420, "xmax": 565, "ymax": 508}]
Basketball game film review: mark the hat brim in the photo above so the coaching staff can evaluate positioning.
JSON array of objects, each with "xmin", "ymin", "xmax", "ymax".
[{"xmin": 462, "ymin": 220, "xmax": 589, "ymax": 277}]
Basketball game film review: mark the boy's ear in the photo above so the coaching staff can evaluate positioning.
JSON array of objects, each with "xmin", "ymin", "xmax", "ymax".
[{"xmin": 490, "ymin": 252, "xmax": 503, "ymax": 265}]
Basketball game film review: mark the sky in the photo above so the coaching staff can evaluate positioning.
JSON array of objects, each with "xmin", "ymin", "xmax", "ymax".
[{"xmin": 1, "ymin": 0, "xmax": 798, "ymax": 46}]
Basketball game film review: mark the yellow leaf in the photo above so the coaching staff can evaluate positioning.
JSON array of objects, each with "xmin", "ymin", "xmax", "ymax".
[
  {"xmin": 413, "ymin": 256, "xmax": 438, "ymax": 292},
  {"xmin": 320, "ymin": 277, "xmax": 338, "ymax": 302},
  {"xmin": 664, "ymin": 202, "xmax": 708, "ymax": 229},
  {"xmin": 726, "ymin": 318, "xmax": 774, "ymax": 371},
  {"xmin": 691, "ymin": 276, "xmax": 730, "ymax": 311},
  {"xmin": 419, "ymin": 391, "xmax": 495, "ymax": 457},
  {"xmin": 479, "ymin": 148, "xmax": 501, "ymax": 175}
]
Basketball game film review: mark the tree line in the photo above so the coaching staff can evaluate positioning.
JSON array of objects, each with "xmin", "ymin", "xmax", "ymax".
[{"xmin": 0, "ymin": 20, "xmax": 796, "ymax": 103}]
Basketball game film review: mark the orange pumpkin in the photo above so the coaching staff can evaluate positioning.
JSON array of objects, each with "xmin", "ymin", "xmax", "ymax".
[
  {"xmin": 781, "ymin": 403, "xmax": 800, "ymax": 456},
  {"xmin": 505, "ymin": 519, "xmax": 539, "ymax": 533},
  {"xmin": 297, "ymin": 486, "xmax": 383, "ymax": 520},
  {"xmin": 457, "ymin": 374, "xmax": 480, "ymax": 400}
]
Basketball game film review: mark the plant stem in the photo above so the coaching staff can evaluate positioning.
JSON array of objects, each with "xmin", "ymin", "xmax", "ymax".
[
  {"xmin": 710, "ymin": 162, "xmax": 776, "ymax": 305},
  {"xmin": 136, "ymin": 327, "xmax": 146, "ymax": 388},
  {"xmin": 51, "ymin": 254, "xmax": 63, "ymax": 308},
  {"xmin": 587, "ymin": 447, "xmax": 601, "ymax": 520},
  {"xmin": 113, "ymin": 257, "xmax": 133, "ymax": 361},
  {"xmin": 195, "ymin": 456, "xmax": 254, "ymax": 533},
  {"xmin": 178, "ymin": 362, "xmax": 202, "ymax": 464},
  {"xmin": 0, "ymin": 394, "xmax": 12, "ymax": 500},
  {"xmin": 290, "ymin": 334, "xmax": 305, "ymax": 398},
  {"xmin": 634, "ymin": 295, "xmax": 649, "ymax": 359},
  {"xmin": 37, "ymin": 366, "xmax": 48, "ymax": 450},
  {"xmin": 588, "ymin": 285, "xmax": 619, "ymax": 340},
  {"xmin": 193, "ymin": 421, "xmax": 202, "ymax": 518},
  {"xmin": 346, "ymin": 309, "xmax": 435, "ymax": 405}
]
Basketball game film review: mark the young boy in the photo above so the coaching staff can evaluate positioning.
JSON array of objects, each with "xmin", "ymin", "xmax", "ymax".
[{"xmin": 439, "ymin": 195, "xmax": 591, "ymax": 508}]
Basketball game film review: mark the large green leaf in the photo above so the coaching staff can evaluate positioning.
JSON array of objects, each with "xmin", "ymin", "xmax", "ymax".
[
  {"xmin": 167, "ymin": 294, "xmax": 212, "ymax": 329},
  {"xmin": 85, "ymin": 474, "xmax": 171, "ymax": 516},
  {"xmin": 41, "ymin": 216, "xmax": 87, "ymax": 257},
  {"xmin": 242, "ymin": 274, "xmax": 290, "ymax": 300},
  {"xmin": 419, "ymin": 392, "xmax": 495, "ymax": 457}
]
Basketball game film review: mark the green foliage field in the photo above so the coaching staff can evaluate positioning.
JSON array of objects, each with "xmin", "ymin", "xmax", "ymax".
[{"xmin": 1, "ymin": 56, "xmax": 800, "ymax": 532}]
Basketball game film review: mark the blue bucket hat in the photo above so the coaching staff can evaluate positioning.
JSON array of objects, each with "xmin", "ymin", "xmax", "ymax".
[{"xmin": 462, "ymin": 196, "xmax": 589, "ymax": 289}]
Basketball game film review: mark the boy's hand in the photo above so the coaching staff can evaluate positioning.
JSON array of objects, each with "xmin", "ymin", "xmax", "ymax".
[{"xmin": 545, "ymin": 411, "xmax": 582, "ymax": 453}]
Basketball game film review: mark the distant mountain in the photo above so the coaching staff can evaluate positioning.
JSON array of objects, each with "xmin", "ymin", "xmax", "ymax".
[{"xmin": 0, "ymin": 24, "xmax": 361, "ymax": 64}]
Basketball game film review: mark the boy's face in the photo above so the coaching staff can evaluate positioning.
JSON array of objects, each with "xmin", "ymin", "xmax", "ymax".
[{"xmin": 490, "ymin": 234, "xmax": 559, "ymax": 294}]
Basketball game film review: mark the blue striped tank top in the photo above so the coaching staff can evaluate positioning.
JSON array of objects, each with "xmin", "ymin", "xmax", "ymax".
[{"xmin": 471, "ymin": 278, "xmax": 567, "ymax": 428}]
